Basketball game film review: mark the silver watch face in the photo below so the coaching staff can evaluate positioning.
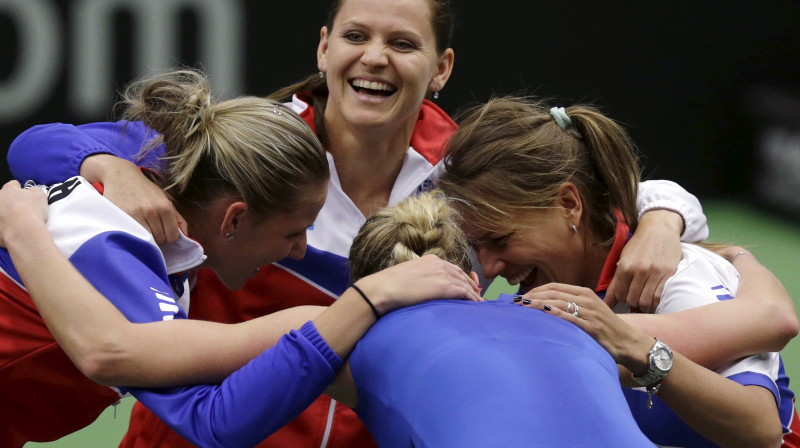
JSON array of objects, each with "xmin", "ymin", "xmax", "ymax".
[{"xmin": 652, "ymin": 344, "xmax": 673, "ymax": 371}]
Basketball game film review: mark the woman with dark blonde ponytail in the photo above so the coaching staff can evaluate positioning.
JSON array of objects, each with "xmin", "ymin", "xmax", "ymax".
[
  {"xmin": 0, "ymin": 70, "xmax": 481, "ymax": 448},
  {"xmin": 438, "ymin": 96, "xmax": 799, "ymax": 447}
]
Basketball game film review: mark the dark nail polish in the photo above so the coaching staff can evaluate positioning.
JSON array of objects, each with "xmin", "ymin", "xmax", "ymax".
[
  {"xmin": 544, "ymin": 304, "xmax": 552, "ymax": 311},
  {"xmin": 522, "ymin": 299, "xmax": 532, "ymax": 305},
  {"xmin": 512, "ymin": 295, "xmax": 522, "ymax": 303}
]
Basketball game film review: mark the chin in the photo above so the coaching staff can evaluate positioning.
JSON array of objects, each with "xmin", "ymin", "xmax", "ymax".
[{"xmin": 345, "ymin": 110, "xmax": 392, "ymax": 129}]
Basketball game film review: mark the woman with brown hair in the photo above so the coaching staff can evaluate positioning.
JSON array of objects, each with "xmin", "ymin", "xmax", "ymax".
[{"xmin": 437, "ymin": 96, "xmax": 799, "ymax": 447}]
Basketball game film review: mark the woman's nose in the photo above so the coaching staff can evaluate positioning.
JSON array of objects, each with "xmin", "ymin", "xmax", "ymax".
[
  {"xmin": 360, "ymin": 41, "xmax": 389, "ymax": 67},
  {"xmin": 476, "ymin": 246, "xmax": 504, "ymax": 280},
  {"xmin": 287, "ymin": 234, "xmax": 308, "ymax": 260}
]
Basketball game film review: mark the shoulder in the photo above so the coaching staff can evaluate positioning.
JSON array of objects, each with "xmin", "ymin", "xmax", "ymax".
[
  {"xmin": 658, "ymin": 244, "xmax": 740, "ymax": 313},
  {"xmin": 410, "ymin": 100, "xmax": 458, "ymax": 165},
  {"xmin": 286, "ymin": 94, "xmax": 316, "ymax": 134}
]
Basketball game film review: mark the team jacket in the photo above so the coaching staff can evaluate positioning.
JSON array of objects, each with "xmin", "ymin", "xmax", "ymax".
[
  {"xmin": 0, "ymin": 176, "xmax": 343, "ymax": 448},
  {"xmin": 350, "ymin": 294, "xmax": 656, "ymax": 447},
  {"xmin": 8, "ymin": 95, "xmax": 711, "ymax": 447},
  {"xmin": 597, "ymin": 220, "xmax": 800, "ymax": 448}
]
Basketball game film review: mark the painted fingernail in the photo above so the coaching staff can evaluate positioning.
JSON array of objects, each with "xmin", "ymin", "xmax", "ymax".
[
  {"xmin": 522, "ymin": 299, "xmax": 532, "ymax": 305},
  {"xmin": 513, "ymin": 295, "xmax": 522, "ymax": 303},
  {"xmin": 544, "ymin": 304, "xmax": 552, "ymax": 311}
]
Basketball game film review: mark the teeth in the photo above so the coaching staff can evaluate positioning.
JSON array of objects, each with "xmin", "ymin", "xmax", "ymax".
[
  {"xmin": 506, "ymin": 266, "xmax": 533, "ymax": 286},
  {"xmin": 352, "ymin": 79, "xmax": 395, "ymax": 92}
]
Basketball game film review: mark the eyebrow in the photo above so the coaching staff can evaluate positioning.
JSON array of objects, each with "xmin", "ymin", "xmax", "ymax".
[{"xmin": 337, "ymin": 19, "xmax": 425, "ymax": 42}]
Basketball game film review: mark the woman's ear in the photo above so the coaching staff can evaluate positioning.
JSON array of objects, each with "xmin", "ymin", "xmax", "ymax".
[
  {"xmin": 428, "ymin": 48, "xmax": 455, "ymax": 92},
  {"xmin": 557, "ymin": 182, "xmax": 583, "ymax": 224},
  {"xmin": 317, "ymin": 26, "xmax": 330, "ymax": 73},
  {"xmin": 220, "ymin": 201, "xmax": 249, "ymax": 238}
]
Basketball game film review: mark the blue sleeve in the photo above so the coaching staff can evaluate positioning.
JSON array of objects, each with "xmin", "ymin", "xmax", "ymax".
[
  {"xmin": 69, "ymin": 231, "xmax": 187, "ymax": 323},
  {"xmin": 8, "ymin": 121, "xmax": 166, "ymax": 184},
  {"xmin": 129, "ymin": 322, "xmax": 343, "ymax": 448},
  {"xmin": 72, "ymin": 232, "xmax": 345, "ymax": 447}
]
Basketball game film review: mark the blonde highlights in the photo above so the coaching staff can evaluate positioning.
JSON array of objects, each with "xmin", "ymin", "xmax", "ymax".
[
  {"xmin": 438, "ymin": 96, "xmax": 641, "ymax": 245},
  {"xmin": 349, "ymin": 191, "xmax": 471, "ymax": 282},
  {"xmin": 120, "ymin": 69, "xmax": 328, "ymax": 216}
]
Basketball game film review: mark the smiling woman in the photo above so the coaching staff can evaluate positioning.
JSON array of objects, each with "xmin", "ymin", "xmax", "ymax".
[
  {"xmin": 438, "ymin": 96, "xmax": 800, "ymax": 447},
  {"xmin": 317, "ymin": 0, "xmax": 454, "ymax": 136},
  {"xmin": 461, "ymin": 205, "xmax": 611, "ymax": 291}
]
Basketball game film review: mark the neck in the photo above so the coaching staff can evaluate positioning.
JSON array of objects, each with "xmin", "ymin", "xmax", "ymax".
[
  {"xmin": 324, "ymin": 113, "xmax": 417, "ymax": 217},
  {"xmin": 582, "ymin": 241, "xmax": 611, "ymax": 290}
]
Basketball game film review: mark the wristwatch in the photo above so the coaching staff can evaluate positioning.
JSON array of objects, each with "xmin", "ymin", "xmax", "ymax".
[{"xmin": 632, "ymin": 338, "xmax": 673, "ymax": 409}]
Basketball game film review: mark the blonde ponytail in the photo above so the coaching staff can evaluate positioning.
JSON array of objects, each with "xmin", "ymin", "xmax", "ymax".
[
  {"xmin": 119, "ymin": 69, "xmax": 328, "ymax": 217},
  {"xmin": 349, "ymin": 191, "xmax": 471, "ymax": 282}
]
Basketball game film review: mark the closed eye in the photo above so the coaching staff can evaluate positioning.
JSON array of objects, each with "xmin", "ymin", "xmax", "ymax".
[{"xmin": 489, "ymin": 231, "xmax": 515, "ymax": 246}]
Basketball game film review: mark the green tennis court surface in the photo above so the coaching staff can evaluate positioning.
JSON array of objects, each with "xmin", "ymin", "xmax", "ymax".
[{"xmin": 26, "ymin": 200, "xmax": 800, "ymax": 447}]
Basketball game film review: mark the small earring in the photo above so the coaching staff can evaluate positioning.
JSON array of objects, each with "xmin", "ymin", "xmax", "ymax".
[
  {"xmin": 571, "ymin": 224, "xmax": 578, "ymax": 234},
  {"xmin": 433, "ymin": 90, "xmax": 439, "ymax": 100},
  {"xmin": 225, "ymin": 232, "xmax": 234, "ymax": 240},
  {"xmin": 319, "ymin": 71, "xmax": 325, "ymax": 78}
]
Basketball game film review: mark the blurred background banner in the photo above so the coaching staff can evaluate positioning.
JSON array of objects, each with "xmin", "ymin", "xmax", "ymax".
[
  {"xmin": 747, "ymin": 86, "xmax": 800, "ymax": 221},
  {"xmin": 2, "ymin": 0, "xmax": 800, "ymax": 208}
]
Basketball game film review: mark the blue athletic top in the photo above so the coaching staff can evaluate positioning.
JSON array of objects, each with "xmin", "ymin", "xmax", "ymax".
[
  {"xmin": 0, "ymin": 173, "xmax": 343, "ymax": 448},
  {"xmin": 349, "ymin": 294, "xmax": 656, "ymax": 447}
]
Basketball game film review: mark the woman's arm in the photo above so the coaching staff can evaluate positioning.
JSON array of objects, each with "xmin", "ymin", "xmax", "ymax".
[
  {"xmin": 8, "ymin": 121, "xmax": 160, "ymax": 183},
  {"xmin": 610, "ymin": 179, "xmax": 710, "ymax": 312},
  {"xmin": 525, "ymin": 283, "xmax": 784, "ymax": 448},
  {"xmin": 618, "ymin": 247, "xmax": 798, "ymax": 369},
  {"xmin": 9, "ymin": 121, "xmax": 184, "ymax": 243},
  {"xmin": 637, "ymin": 179, "xmax": 709, "ymax": 242},
  {"xmin": 0, "ymin": 181, "xmax": 481, "ymax": 388},
  {"xmin": 325, "ymin": 362, "xmax": 358, "ymax": 408},
  {"xmin": 654, "ymin": 356, "xmax": 781, "ymax": 448},
  {"xmin": 127, "ymin": 321, "xmax": 343, "ymax": 448}
]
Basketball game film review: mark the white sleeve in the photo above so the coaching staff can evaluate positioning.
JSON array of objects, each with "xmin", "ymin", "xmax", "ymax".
[{"xmin": 637, "ymin": 179, "xmax": 709, "ymax": 242}]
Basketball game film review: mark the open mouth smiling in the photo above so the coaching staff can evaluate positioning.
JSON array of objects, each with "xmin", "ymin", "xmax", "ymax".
[
  {"xmin": 506, "ymin": 266, "xmax": 539, "ymax": 293},
  {"xmin": 350, "ymin": 78, "xmax": 397, "ymax": 97}
]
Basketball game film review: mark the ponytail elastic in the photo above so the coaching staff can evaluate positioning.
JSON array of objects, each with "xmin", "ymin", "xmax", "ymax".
[{"xmin": 549, "ymin": 107, "xmax": 573, "ymax": 131}]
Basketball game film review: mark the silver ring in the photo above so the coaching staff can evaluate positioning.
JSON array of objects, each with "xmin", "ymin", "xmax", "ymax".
[
  {"xmin": 573, "ymin": 304, "xmax": 580, "ymax": 318},
  {"xmin": 565, "ymin": 301, "xmax": 575, "ymax": 313}
]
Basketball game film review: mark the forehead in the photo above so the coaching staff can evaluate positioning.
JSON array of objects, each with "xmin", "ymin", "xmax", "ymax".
[
  {"xmin": 334, "ymin": 0, "xmax": 434, "ymax": 34},
  {"xmin": 460, "ymin": 207, "xmax": 557, "ymax": 240},
  {"xmin": 460, "ymin": 220, "xmax": 512, "ymax": 241}
]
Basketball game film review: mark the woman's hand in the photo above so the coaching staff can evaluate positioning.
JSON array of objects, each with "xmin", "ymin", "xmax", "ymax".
[
  {"xmin": 521, "ymin": 283, "xmax": 653, "ymax": 375},
  {"xmin": 355, "ymin": 254, "xmax": 483, "ymax": 315},
  {"xmin": 606, "ymin": 209, "xmax": 683, "ymax": 313},
  {"xmin": 81, "ymin": 154, "xmax": 187, "ymax": 244},
  {"xmin": 0, "ymin": 180, "xmax": 49, "ymax": 247}
]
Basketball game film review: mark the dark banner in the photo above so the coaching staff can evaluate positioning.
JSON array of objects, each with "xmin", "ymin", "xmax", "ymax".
[{"xmin": 2, "ymin": 0, "xmax": 799, "ymax": 203}]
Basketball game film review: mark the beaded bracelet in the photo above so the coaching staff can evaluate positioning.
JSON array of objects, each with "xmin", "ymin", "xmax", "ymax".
[{"xmin": 350, "ymin": 283, "xmax": 381, "ymax": 319}]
